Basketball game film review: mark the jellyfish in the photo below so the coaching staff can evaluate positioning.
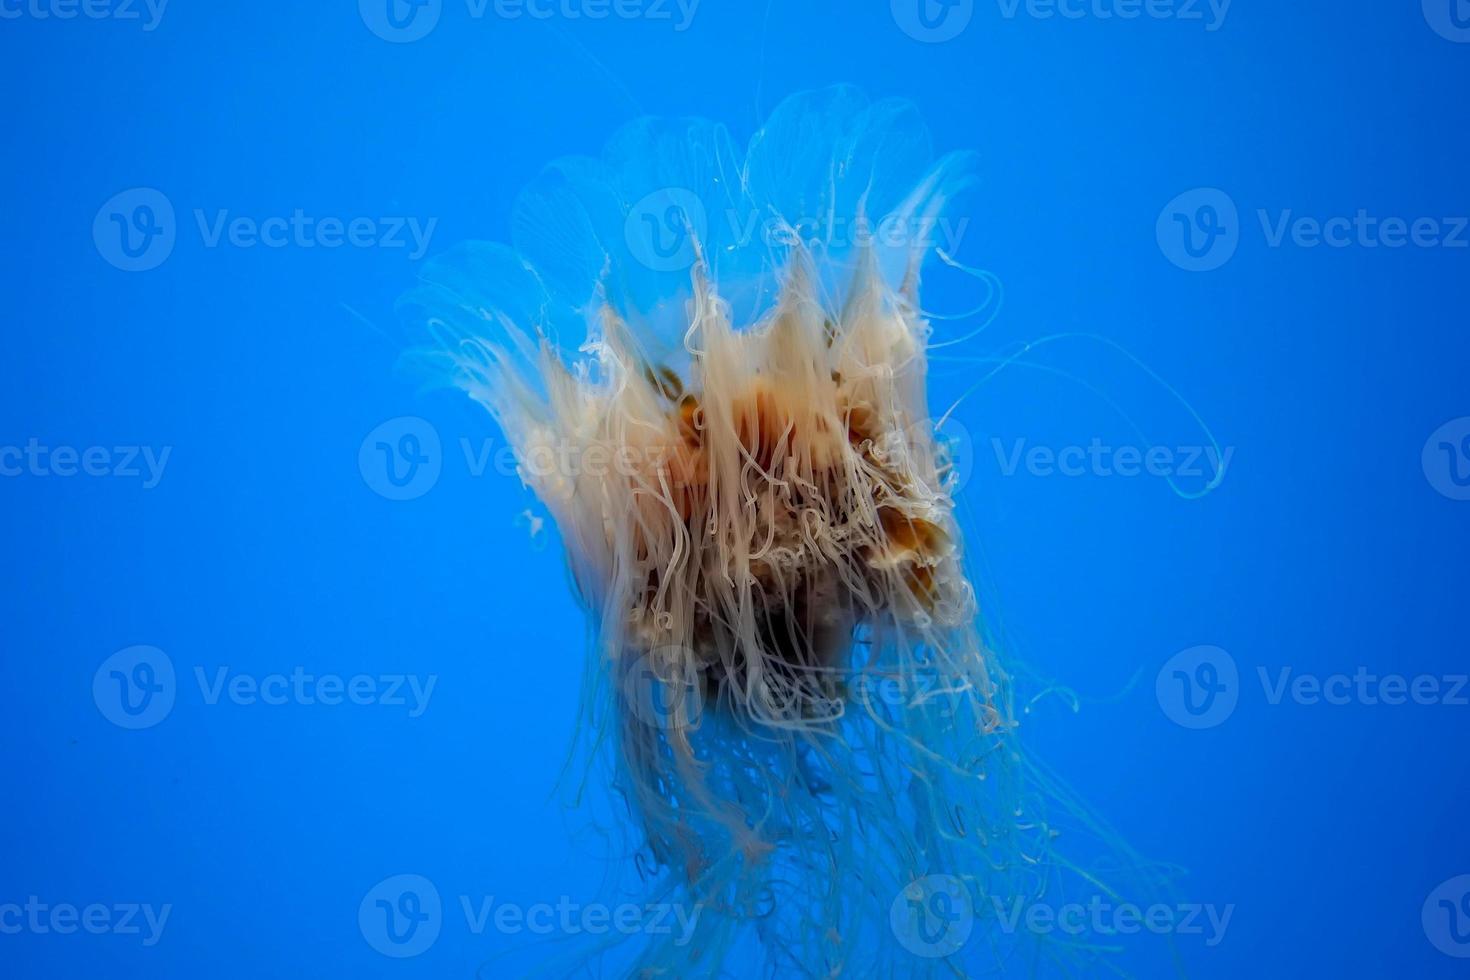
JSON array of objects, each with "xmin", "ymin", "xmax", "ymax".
[{"xmin": 400, "ymin": 87, "xmax": 1155, "ymax": 976}]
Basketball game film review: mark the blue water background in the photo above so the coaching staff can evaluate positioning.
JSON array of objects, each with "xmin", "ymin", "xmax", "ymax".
[{"xmin": 2, "ymin": 2, "xmax": 1467, "ymax": 976}]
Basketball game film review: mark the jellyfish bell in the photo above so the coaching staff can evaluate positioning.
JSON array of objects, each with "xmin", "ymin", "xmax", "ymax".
[{"xmin": 401, "ymin": 87, "xmax": 1147, "ymax": 976}]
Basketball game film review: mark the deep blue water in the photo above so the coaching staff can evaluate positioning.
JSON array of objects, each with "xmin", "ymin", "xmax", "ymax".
[{"xmin": 3, "ymin": 2, "xmax": 1468, "ymax": 977}]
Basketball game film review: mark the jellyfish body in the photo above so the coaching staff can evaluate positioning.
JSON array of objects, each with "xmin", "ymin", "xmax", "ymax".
[{"xmin": 405, "ymin": 88, "xmax": 1077, "ymax": 976}]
